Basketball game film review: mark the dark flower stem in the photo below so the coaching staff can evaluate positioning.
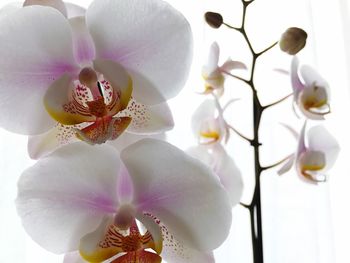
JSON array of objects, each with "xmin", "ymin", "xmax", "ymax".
[{"xmin": 228, "ymin": 0, "xmax": 278, "ymax": 262}]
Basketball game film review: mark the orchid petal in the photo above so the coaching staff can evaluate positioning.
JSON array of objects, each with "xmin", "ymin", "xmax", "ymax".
[
  {"xmin": 156, "ymin": 218, "xmax": 215, "ymax": 263},
  {"xmin": 277, "ymin": 155, "xmax": 295, "ymax": 175},
  {"xmin": 65, "ymin": 2, "xmax": 86, "ymax": 18},
  {"xmin": 79, "ymin": 217, "xmax": 120, "ymax": 262},
  {"xmin": 297, "ymin": 150, "xmax": 326, "ymax": 183},
  {"xmin": 120, "ymin": 100, "xmax": 174, "ymax": 135},
  {"xmin": 63, "ymin": 251, "xmax": 87, "ymax": 263},
  {"xmin": 0, "ymin": 6, "xmax": 79, "ymax": 134},
  {"xmin": 86, "ymin": 0, "xmax": 192, "ymax": 105},
  {"xmin": 69, "ymin": 16, "xmax": 96, "ymax": 66},
  {"xmin": 307, "ymin": 125, "xmax": 340, "ymax": 170},
  {"xmin": 137, "ymin": 213, "xmax": 164, "ymax": 255},
  {"xmin": 16, "ymin": 143, "xmax": 120, "ymax": 254},
  {"xmin": 121, "ymin": 139, "xmax": 232, "ymax": 251},
  {"xmin": 23, "ymin": 0, "xmax": 67, "ymax": 17},
  {"xmin": 28, "ymin": 123, "xmax": 79, "ymax": 159},
  {"xmin": 297, "ymin": 122, "xmax": 307, "ymax": 156},
  {"xmin": 44, "ymin": 74, "xmax": 96, "ymax": 125},
  {"xmin": 297, "ymin": 101, "xmax": 325, "ymax": 120},
  {"xmin": 109, "ymin": 131, "xmax": 166, "ymax": 152},
  {"xmin": 300, "ymin": 65, "xmax": 329, "ymax": 92},
  {"xmin": 187, "ymin": 144, "xmax": 243, "ymax": 206},
  {"xmin": 202, "ymin": 42, "xmax": 220, "ymax": 76},
  {"xmin": 0, "ymin": 2, "xmax": 21, "ymax": 20},
  {"xmin": 220, "ymin": 58, "xmax": 247, "ymax": 72},
  {"xmin": 191, "ymin": 99, "xmax": 217, "ymax": 139},
  {"xmin": 291, "ymin": 56, "xmax": 304, "ymax": 96},
  {"xmin": 93, "ymin": 59, "xmax": 132, "ymax": 113}
]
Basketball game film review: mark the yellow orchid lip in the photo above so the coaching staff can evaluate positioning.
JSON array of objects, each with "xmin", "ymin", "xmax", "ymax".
[{"xmin": 80, "ymin": 220, "xmax": 163, "ymax": 263}]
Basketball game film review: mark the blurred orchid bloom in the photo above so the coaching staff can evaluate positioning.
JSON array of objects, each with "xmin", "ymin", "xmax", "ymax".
[
  {"xmin": 16, "ymin": 139, "xmax": 231, "ymax": 262},
  {"xmin": 278, "ymin": 123, "xmax": 339, "ymax": 184},
  {"xmin": 187, "ymin": 144, "xmax": 243, "ymax": 206},
  {"xmin": 0, "ymin": 0, "xmax": 192, "ymax": 145},
  {"xmin": 191, "ymin": 99, "xmax": 229, "ymax": 145},
  {"xmin": 201, "ymin": 42, "xmax": 246, "ymax": 96},
  {"xmin": 291, "ymin": 57, "xmax": 330, "ymax": 120}
]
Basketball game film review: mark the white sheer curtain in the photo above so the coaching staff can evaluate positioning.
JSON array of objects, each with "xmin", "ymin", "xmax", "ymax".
[{"xmin": 0, "ymin": 0, "xmax": 349, "ymax": 262}]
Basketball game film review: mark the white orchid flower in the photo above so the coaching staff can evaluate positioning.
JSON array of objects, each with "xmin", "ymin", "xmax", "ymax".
[
  {"xmin": 201, "ymin": 42, "xmax": 246, "ymax": 96},
  {"xmin": 291, "ymin": 57, "xmax": 330, "ymax": 120},
  {"xmin": 278, "ymin": 123, "xmax": 339, "ymax": 184},
  {"xmin": 187, "ymin": 144, "xmax": 243, "ymax": 206},
  {"xmin": 16, "ymin": 139, "xmax": 231, "ymax": 262},
  {"xmin": 191, "ymin": 99, "xmax": 228, "ymax": 145},
  {"xmin": 0, "ymin": 0, "xmax": 192, "ymax": 145}
]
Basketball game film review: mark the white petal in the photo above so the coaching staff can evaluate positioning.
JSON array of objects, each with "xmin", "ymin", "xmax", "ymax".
[
  {"xmin": 291, "ymin": 56, "xmax": 304, "ymax": 97},
  {"xmin": 300, "ymin": 65, "xmax": 328, "ymax": 89},
  {"xmin": 277, "ymin": 155, "xmax": 295, "ymax": 175},
  {"xmin": 86, "ymin": 0, "xmax": 192, "ymax": 105},
  {"xmin": 120, "ymin": 100, "xmax": 174, "ymax": 135},
  {"xmin": 297, "ymin": 122, "xmax": 307, "ymax": 156},
  {"xmin": 202, "ymin": 42, "xmax": 220, "ymax": 76},
  {"xmin": 27, "ymin": 123, "xmax": 79, "ymax": 159},
  {"xmin": 109, "ymin": 131, "xmax": 166, "ymax": 152},
  {"xmin": 0, "ymin": 2, "xmax": 21, "ymax": 20},
  {"xmin": 65, "ymin": 2, "xmax": 86, "ymax": 18},
  {"xmin": 23, "ymin": 0, "xmax": 68, "ymax": 17},
  {"xmin": 191, "ymin": 99, "xmax": 217, "ymax": 138},
  {"xmin": 187, "ymin": 144, "xmax": 243, "ymax": 206},
  {"xmin": 307, "ymin": 125, "xmax": 340, "ymax": 170},
  {"xmin": 63, "ymin": 251, "xmax": 87, "ymax": 263},
  {"xmin": 16, "ymin": 143, "xmax": 120, "ymax": 254},
  {"xmin": 220, "ymin": 58, "xmax": 247, "ymax": 72},
  {"xmin": 69, "ymin": 16, "xmax": 96, "ymax": 65},
  {"xmin": 0, "ymin": 6, "xmax": 79, "ymax": 134},
  {"xmin": 121, "ymin": 139, "xmax": 232, "ymax": 251},
  {"xmin": 145, "ymin": 216, "xmax": 215, "ymax": 263}
]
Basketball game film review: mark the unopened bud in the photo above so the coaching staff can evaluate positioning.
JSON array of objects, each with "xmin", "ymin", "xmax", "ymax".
[
  {"xmin": 279, "ymin": 27, "xmax": 307, "ymax": 55},
  {"xmin": 205, "ymin": 12, "xmax": 223, "ymax": 29}
]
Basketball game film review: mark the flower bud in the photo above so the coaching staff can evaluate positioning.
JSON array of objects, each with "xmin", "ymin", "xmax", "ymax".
[
  {"xmin": 279, "ymin": 27, "xmax": 307, "ymax": 55},
  {"xmin": 205, "ymin": 12, "xmax": 223, "ymax": 29}
]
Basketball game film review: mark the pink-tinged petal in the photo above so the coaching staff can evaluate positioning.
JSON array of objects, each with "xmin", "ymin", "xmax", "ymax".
[
  {"xmin": 69, "ymin": 16, "xmax": 96, "ymax": 66},
  {"xmin": 277, "ymin": 155, "xmax": 295, "ymax": 175},
  {"xmin": 191, "ymin": 99, "xmax": 217, "ymax": 138},
  {"xmin": 300, "ymin": 65, "xmax": 329, "ymax": 94},
  {"xmin": 16, "ymin": 143, "xmax": 120, "ymax": 254},
  {"xmin": 0, "ymin": 6, "xmax": 79, "ymax": 134},
  {"xmin": 86, "ymin": 0, "xmax": 192, "ymax": 105},
  {"xmin": 307, "ymin": 125, "xmax": 340, "ymax": 170},
  {"xmin": 202, "ymin": 42, "xmax": 220, "ymax": 77},
  {"xmin": 291, "ymin": 56, "xmax": 304, "ymax": 96},
  {"xmin": 27, "ymin": 123, "xmax": 79, "ymax": 159},
  {"xmin": 297, "ymin": 122, "xmax": 307, "ymax": 156},
  {"xmin": 64, "ymin": 251, "xmax": 87, "ymax": 263},
  {"xmin": 109, "ymin": 131, "xmax": 166, "ymax": 152},
  {"xmin": 119, "ymin": 100, "xmax": 174, "ymax": 135},
  {"xmin": 23, "ymin": 0, "xmax": 67, "ymax": 17},
  {"xmin": 65, "ymin": 2, "xmax": 86, "ymax": 18},
  {"xmin": 121, "ymin": 139, "xmax": 232, "ymax": 251},
  {"xmin": 137, "ymin": 213, "xmax": 164, "ymax": 255},
  {"xmin": 79, "ymin": 217, "xmax": 120, "ymax": 262},
  {"xmin": 220, "ymin": 58, "xmax": 247, "ymax": 72},
  {"xmin": 145, "ymin": 216, "xmax": 215, "ymax": 263},
  {"xmin": 187, "ymin": 144, "xmax": 243, "ymax": 206},
  {"xmin": 44, "ymin": 74, "xmax": 95, "ymax": 125},
  {"xmin": 93, "ymin": 59, "xmax": 132, "ymax": 113}
]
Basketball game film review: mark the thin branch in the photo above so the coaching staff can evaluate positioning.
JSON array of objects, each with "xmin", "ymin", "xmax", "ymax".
[
  {"xmin": 257, "ymin": 41, "xmax": 278, "ymax": 57},
  {"xmin": 223, "ymin": 22, "xmax": 241, "ymax": 31},
  {"xmin": 263, "ymin": 93, "xmax": 293, "ymax": 109},
  {"xmin": 227, "ymin": 124, "xmax": 252, "ymax": 143},
  {"xmin": 261, "ymin": 154, "xmax": 294, "ymax": 171},
  {"xmin": 222, "ymin": 70, "xmax": 249, "ymax": 84},
  {"xmin": 240, "ymin": 202, "xmax": 251, "ymax": 209}
]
